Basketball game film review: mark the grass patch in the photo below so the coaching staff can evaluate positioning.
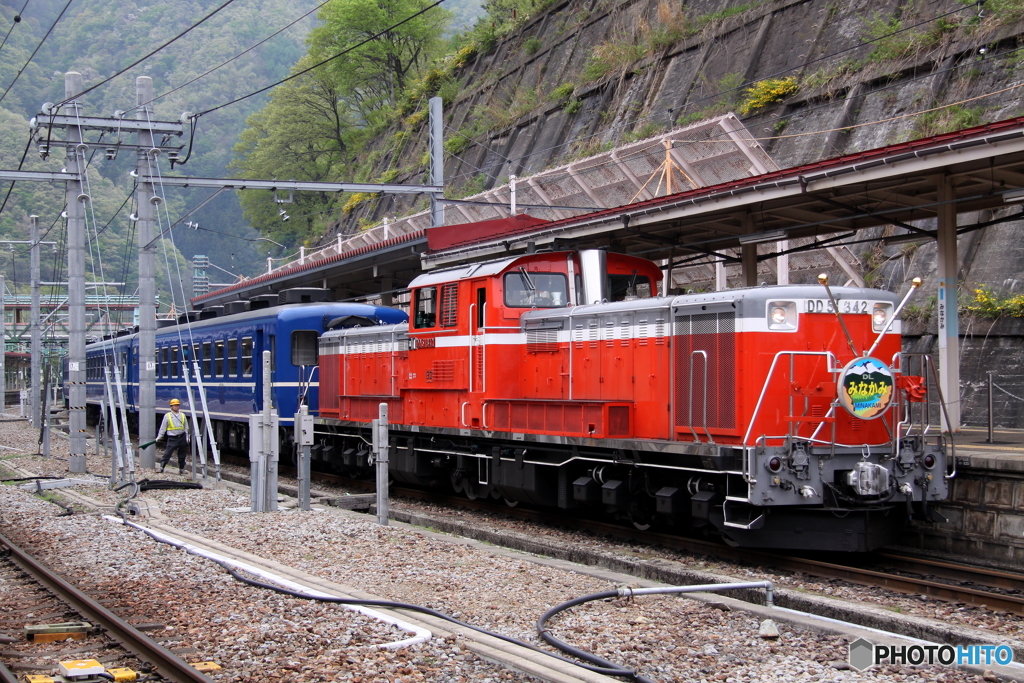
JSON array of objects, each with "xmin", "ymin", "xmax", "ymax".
[{"xmin": 913, "ymin": 105, "xmax": 983, "ymax": 138}]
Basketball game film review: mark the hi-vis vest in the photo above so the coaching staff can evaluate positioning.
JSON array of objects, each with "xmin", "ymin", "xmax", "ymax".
[{"xmin": 166, "ymin": 411, "xmax": 186, "ymax": 434}]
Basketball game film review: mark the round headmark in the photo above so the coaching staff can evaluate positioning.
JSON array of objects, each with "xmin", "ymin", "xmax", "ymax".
[{"xmin": 837, "ymin": 357, "xmax": 894, "ymax": 420}]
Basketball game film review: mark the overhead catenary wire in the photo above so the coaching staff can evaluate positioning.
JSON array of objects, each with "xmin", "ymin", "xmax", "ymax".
[
  {"xmin": 130, "ymin": 0, "xmax": 332, "ymax": 113},
  {"xmin": 443, "ymin": 1, "xmax": 981, "ymax": 189},
  {"xmin": 0, "ymin": 0, "xmax": 72, "ymax": 106},
  {"xmin": 439, "ymin": 2, "xmax": 986, "ymax": 191},
  {"xmin": 0, "ymin": 134, "xmax": 33, "ymax": 216},
  {"xmin": 192, "ymin": 0, "xmax": 448, "ymax": 119},
  {"xmin": 49, "ymin": 0, "xmax": 239, "ymax": 112},
  {"xmin": 0, "ymin": 0, "xmax": 32, "ymax": 54}
]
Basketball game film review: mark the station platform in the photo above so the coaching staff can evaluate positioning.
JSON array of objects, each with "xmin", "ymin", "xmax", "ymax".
[{"xmin": 951, "ymin": 427, "xmax": 1024, "ymax": 473}]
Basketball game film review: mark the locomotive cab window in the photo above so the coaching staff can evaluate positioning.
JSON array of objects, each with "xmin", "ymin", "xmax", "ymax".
[
  {"xmin": 504, "ymin": 271, "xmax": 568, "ymax": 308},
  {"xmin": 414, "ymin": 287, "xmax": 437, "ymax": 328},
  {"xmin": 609, "ymin": 271, "xmax": 652, "ymax": 301},
  {"xmin": 291, "ymin": 330, "xmax": 318, "ymax": 366}
]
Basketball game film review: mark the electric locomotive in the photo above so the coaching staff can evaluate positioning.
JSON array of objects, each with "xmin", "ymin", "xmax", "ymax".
[
  {"xmin": 316, "ymin": 249, "xmax": 950, "ymax": 551},
  {"xmin": 82, "ymin": 291, "xmax": 407, "ymax": 451}
]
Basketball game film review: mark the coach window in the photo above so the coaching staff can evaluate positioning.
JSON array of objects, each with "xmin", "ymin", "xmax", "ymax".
[
  {"xmin": 227, "ymin": 338, "xmax": 238, "ymax": 377},
  {"xmin": 504, "ymin": 271, "xmax": 569, "ymax": 308},
  {"xmin": 291, "ymin": 330, "xmax": 318, "ymax": 366},
  {"xmin": 202, "ymin": 342, "xmax": 212, "ymax": 377},
  {"xmin": 414, "ymin": 287, "xmax": 436, "ymax": 328},
  {"xmin": 171, "ymin": 347, "xmax": 179, "ymax": 378},
  {"xmin": 241, "ymin": 337, "xmax": 253, "ymax": 376},
  {"xmin": 214, "ymin": 340, "xmax": 225, "ymax": 377},
  {"xmin": 192, "ymin": 344, "xmax": 201, "ymax": 376}
]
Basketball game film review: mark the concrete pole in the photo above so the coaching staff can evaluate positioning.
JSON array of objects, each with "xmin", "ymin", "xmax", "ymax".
[
  {"xmin": 261, "ymin": 349, "xmax": 278, "ymax": 511},
  {"xmin": 65, "ymin": 72, "xmax": 88, "ymax": 473},
  {"xmin": 30, "ymin": 215, "xmax": 40, "ymax": 429},
  {"xmin": 429, "ymin": 96, "xmax": 444, "ymax": 227},
  {"xmin": 715, "ymin": 259, "xmax": 727, "ymax": 291},
  {"xmin": 375, "ymin": 402, "xmax": 389, "ymax": 526},
  {"xmin": 936, "ymin": 175, "xmax": 960, "ymax": 432},
  {"xmin": 777, "ymin": 240, "xmax": 789, "ymax": 285},
  {"xmin": 741, "ymin": 214, "xmax": 757, "ymax": 287},
  {"xmin": 136, "ymin": 77, "xmax": 157, "ymax": 469}
]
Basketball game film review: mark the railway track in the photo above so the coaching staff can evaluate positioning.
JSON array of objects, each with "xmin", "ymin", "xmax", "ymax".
[
  {"xmin": 221, "ymin": 454, "xmax": 1024, "ymax": 618},
  {"xmin": 0, "ymin": 530, "xmax": 214, "ymax": 683}
]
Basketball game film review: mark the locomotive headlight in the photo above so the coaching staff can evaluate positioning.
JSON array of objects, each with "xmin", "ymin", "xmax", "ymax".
[
  {"xmin": 871, "ymin": 303, "xmax": 892, "ymax": 332},
  {"xmin": 767, "ymin": 301, "xmax": 796, "ymax": 330}
]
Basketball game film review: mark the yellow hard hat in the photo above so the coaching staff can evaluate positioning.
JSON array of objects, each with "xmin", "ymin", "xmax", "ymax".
[{"xmin": 169, "ymin": 398, "xmax": 181, "ymax": 406}]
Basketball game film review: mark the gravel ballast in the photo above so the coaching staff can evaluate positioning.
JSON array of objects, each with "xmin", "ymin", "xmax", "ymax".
[{"xmin": 0, "ymin": 416, "xmax": 1012, "ymax": 682}]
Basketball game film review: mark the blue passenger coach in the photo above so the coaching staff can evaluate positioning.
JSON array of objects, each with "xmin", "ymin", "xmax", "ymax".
[{"xmin": 82, "ymin": 301, "xmax": 407, "ymax": 451}]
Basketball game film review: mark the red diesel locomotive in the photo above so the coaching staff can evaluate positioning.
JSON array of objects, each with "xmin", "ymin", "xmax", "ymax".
[{"xmin": 316, "ymin": 249, "xmax": 951, "ymax": 551}]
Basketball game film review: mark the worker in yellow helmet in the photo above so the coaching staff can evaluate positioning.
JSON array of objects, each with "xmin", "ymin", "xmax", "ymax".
[{"xmin": 156, "ymin": 398, "xmax": 190, "ymax": 474}]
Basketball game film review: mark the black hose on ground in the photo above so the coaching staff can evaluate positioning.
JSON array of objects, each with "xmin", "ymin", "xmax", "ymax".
[
  {"xmin": 220, "ymin": 565, "xmax": 655, "ymax": 683},
  {"xmin": 538, "ymin": 590, "xmax": 659, "ymax": 683},
  {"xmin": 136, "ymin": 479, "xmax": 203, "ymax": 491},
  {"xmin": 114, "ymin": 517, "xmax": 652, "ymax": 683},
  {"xmin": 0, "ymin": 476, "xmax": 65, "ymax": 482}
]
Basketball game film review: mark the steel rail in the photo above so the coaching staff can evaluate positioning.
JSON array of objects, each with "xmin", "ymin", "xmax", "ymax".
[
  {"xmin": 0, "ymin": 531, "xmax": 214, "ymax": 683},
  {"xmin": 220, "ymin": 452, "xmax": 1024, "ymax": 615},
  {"xmin": 874, "ymin": 552, "xmax": 1024, "ymax": 593},
  {"xmin": 385, "ymin": 487, "xmax": 1024, "ymax": 615}
]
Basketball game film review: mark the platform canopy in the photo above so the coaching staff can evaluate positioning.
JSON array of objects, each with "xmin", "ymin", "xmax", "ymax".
[{"xmin": 192, "ymin": 116, "xmax": 1024, "ymax": 306}]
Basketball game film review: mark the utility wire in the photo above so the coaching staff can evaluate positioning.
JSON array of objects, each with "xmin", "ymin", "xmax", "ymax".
[
  {"xmin": 133, "ymin": 0, "xmax": 331, "ymax": 112},
  {"xmin": 441, "ymin": 2, "xmax": 981, "ymax": 189},
  {"xmin": 0, "ymin": 0, "xmax": 73, "ymax": 106},
  {"xmin": 194, "ymin": 0, "xmax": 448, "ymax": 118},
  {"xmin": 0, "ymin": 134, "xmax": 32, "ymax": 216},
  {"xmin": 0, "ymin": 0, "xmax": 32, "ymax": 53},
  {"xmin": 50, "ymin": 0, "xmax": 238, "ymax": 110}
]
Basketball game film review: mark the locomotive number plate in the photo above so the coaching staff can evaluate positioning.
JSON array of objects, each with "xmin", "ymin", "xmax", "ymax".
[{"xmin": 804, "ymin": 299, "xmax": 869, "ymax": 314}]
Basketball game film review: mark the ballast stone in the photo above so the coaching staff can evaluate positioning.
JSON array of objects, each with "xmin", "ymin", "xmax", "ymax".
[{"xmin": 758, "ymin": 618, "xmax": 780, "ymax": 639}]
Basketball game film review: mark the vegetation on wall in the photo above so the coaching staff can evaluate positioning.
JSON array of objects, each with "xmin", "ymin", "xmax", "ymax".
[
  {"xmin": 230, "ymin": 0, "xmax": 1024, "ymax": 248},
  {"xmin": 963, "ymin": 286, "xmax": 1024, "ymax": 318}
]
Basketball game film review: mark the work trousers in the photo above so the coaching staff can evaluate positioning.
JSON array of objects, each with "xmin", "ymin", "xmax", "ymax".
[{"xmin": 161, "ymin": 433, "xmax": 189, "ymax": 471}]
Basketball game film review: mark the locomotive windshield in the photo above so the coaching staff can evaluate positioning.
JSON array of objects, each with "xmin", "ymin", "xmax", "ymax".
[{"xmin": 504, "ymin": 271, "xmax": 568, "ymax": 308}]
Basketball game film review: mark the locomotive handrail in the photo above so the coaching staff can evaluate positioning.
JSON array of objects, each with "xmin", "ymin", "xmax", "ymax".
[
  {"xmin": 688, "ymin": 350, "xmax": 713, "ymax": 444},
  {"xmin": 893, "ymin": 352, "xmax": 956, "ymax": 481},
  {"xmin": 742, "ymin": 351, "xmax": 838, "ymax": 446},
  {"xmin": 461, "ymin": 401, "xmax": 470, "ymax": 428}
]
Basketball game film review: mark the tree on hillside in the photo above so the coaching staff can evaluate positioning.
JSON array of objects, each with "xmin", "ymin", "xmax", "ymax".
[
  {"xmin": 231, "ymin": 59, "xmax": 353, "ymax": 246},
  {"xmin": 307, "ymin": 0, "xmax": 452, "ymax": 116}
]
